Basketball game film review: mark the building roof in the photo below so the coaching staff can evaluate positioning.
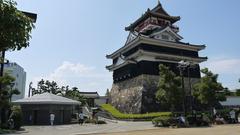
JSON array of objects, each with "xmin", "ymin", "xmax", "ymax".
[
  {"xmin": 220, "ymin": 96, "xmax": 240, "ymax": 106},
  {"xmin": 79, "ymin": 92, "xmax": 100, "ymax": 98},
  {"xmin": 106, "ymin": 36, "xmax": 206, "ymax": 59},
  {"xmin": 125, "ymin": 3, "xmax": 180, "ymax": 31},
  {"xmin": 13, "ymin": 93, "xmax": 81, "ymax": 105},
  {"xmin": 106, "ymin": 49, "xmax": 207, "ymax": 71},
  {"xmin": 22, "ymin": 11, "xmax": 37, "ymax": 23}
]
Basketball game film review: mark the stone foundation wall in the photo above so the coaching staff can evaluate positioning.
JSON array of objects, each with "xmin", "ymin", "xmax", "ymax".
[
  {"xmin": 109, "ymin": 75, "xmax": 144, "ymax": 114},
  {"xmin": 109, "ymin": 74, "xmax": 200, "ymax": 114}
]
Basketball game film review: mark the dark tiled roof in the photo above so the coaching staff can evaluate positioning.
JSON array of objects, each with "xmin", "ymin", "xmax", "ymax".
[
  {"xmin": 220, "ymin": 96, "xmax": 240, "ymax": 106},
  {"xmin": 79, "ymin": 92, "xmax": 99, "ymax": 98},
  {"xmin": 125, "ymin": 4, "xmax": 180, "ymax": 31},
  {"xmin": 141, "ymin": 27, "xmax": 166, "ymax": 36},
  {"xmin": 21, "ymin": 11, "xmax": 37, "ymax": 23}
]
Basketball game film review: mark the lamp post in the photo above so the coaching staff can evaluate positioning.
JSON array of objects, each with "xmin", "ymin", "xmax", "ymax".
[
  {"xmin": 178, "ymin": 60, "xmax": 189, "ymax": 116},
  {"xmin": 178, "ymin": 60, "xmax": 197, "ymax": 116}
]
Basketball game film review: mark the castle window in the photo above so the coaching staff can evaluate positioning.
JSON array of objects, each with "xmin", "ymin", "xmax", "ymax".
[
  {"xmin": 155, "ymin": 36, "xmax": 160, "ymax": 39},
  {"xmin": 161, "ymin": 35, "xmax": 169, "ymax": 40}
]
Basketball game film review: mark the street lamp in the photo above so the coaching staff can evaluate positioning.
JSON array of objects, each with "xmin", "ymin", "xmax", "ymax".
[
  {"xmin": 178, "ymin": 60, "xmax": 197, "ymax": 116},
  {"xmin": 178, "ymin": 60, "xmax": 189, "ymax": 116}
]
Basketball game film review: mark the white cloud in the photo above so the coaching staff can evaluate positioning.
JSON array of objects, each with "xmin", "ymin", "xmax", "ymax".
[
  {"xmin": 201, "ymin": 58, "xmax": 240, "ymax": 75},
  {"xmin": 201, "ymin": 57, "xmax": 240, "ymax": 90},
  {"xmin": 31, "ymin": 61, "xmax": 112, "ymax": 95}
]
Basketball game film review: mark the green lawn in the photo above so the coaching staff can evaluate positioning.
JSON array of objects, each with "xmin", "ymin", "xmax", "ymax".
[{"xmin": 101, "ymin": 104, "xmax": 171, "ymax": 120}]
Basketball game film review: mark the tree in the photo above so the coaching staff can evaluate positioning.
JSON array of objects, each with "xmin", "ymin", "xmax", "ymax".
[
  {"xmin": 193, "ymin": 68, "xmax": 225, "ymax": 109},
  {"xmin": 9, "ymin": 105, "xmax": 23, "ymax": 130},
  {"xmin": 0, "ymin": 74, "xmax": 20, "ymax": 124},
  {"xmin": 156, "ymin": 64, "xmax": 183, "ymax": 111},
  {"xmin": 105, "ymin": 89, "xmax": 110, "ymax": 97},
  {"xmin": 0, "ymin": 0, "xmax": 35, "ymax": 125},
  {"xmin": 0, "ymin": 74, "xmax": 19, "ymax": 108},
  {"xmin": 236, "ymin": 89, "xmax": 240, "ymax": 96},
  {"xmin": 31, "ymin": 80, "xmax": 87, "ymax": 105},
  {"xmin": 33, "ymin": 79, "xmax": 61, "ymax": 95},
  {"xmin": 235, "ymin": 79, "xmax": 240, "ymax": 96},
  {"xmin": 223, "ymin": 87, "xmax": 235, "ymax": 96},
  {"xmin": 37, "ymin": 79, "xmax": 46, "ymax": 94},
  {"xmin": 0, "ymin": 0, "xmax": 35, "ymax": 51},
  {"xmin": 64, "ymin": 87, "xmax": 87, "ymax": 105}
]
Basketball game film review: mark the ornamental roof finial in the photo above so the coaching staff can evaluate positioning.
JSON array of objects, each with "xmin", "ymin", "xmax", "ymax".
[{"xmin": 158, "ymin": 0, "xmax": 162, "ymax": 6}]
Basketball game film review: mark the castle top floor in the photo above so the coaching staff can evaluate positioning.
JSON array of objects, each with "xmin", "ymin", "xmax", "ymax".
[{"xmin": 125, "ymin": 2, "xmax": 180, "ymax": 33}]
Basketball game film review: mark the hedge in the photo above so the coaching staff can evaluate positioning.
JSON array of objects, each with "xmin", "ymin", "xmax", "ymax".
[
  {"xmin": 10, "ymin": 106, "xmax": 23, "ymax": 130},
  {"xmin": 152, "ymin": 116, "xmax": 172, "ymax": 127},
  {"xmin": 100, "ymin": 104, "xmax": 171, "ymax": 120}
]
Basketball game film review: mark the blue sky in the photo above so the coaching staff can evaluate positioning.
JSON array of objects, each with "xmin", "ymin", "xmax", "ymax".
[{"xmin": 6, "ymin": 0, "xmax": 240, "ymax": 95}]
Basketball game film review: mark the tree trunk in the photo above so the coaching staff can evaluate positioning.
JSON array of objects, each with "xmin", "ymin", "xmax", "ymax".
[{"xmin": 0, "ymin": 50, "xmax": 6, "ymax": 124}]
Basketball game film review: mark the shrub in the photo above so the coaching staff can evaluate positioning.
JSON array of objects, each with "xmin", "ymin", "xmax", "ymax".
[
  {"xmin": 10, "ymin": 106, "xmax": 23, "ymax": 130},
  {"xmin": 186, "ymin": 113, "xmax": 211, "ymax": 126},
  {"xmin": 152, "ymin": 116, "xmax": 172, "ymax": 127},
  {"xmin": 217, "ymin": 109, "xmax": 230, "ymax": 117},
  {"xmin": 101, "ymin": 104, "xmax": 171, "ymax": 120},
  {"xmin": 84, "ymin": 119, "xmax": 107, "ymax": 124}
]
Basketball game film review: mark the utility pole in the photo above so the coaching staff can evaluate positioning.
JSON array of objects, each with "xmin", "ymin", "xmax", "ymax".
[{"xmin": 180, "ymin": 68, "xmax": 186, "ymax": 116}]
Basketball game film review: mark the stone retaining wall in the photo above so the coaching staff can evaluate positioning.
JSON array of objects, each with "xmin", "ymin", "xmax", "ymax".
[{"xmin": 109, "ymin": 74, "xmax": 200, "ymax": 114}]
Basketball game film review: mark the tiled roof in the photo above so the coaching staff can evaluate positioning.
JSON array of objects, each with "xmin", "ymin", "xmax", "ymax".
[
  {"xmin": 79, "ymin": 92, "xmax": 99, "ymax": 98},
  {"xmin": 220, "ymin": 96, "xmax": 240, "ymax": 106}
]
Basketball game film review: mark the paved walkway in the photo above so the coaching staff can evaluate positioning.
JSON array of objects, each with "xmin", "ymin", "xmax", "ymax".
[
  {"xmin": 97, "ymin": 124, "xmax": 240, "ymax": 135},
  {"xmin": 9, "ymin": 121, "xmax": 156, "ymax": 135}
]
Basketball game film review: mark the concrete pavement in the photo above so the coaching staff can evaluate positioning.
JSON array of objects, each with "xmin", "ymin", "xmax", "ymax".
[{"xmin": 9, "ymin": 121, "xmax": 156, "ymax": 135}]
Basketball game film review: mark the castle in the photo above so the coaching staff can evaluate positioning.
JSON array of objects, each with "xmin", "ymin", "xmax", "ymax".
[{"xmin": 106, "ymin": 2, "xmax": 207, "ymax": 113}]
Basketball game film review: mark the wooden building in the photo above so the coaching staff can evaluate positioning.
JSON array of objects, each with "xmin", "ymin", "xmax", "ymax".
[{"xmin": 106, "ymin": 2, "xmax": 207, "ymax": 113}]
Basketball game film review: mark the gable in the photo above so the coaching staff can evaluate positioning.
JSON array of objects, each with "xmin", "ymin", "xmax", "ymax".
[
  {"xmin": 115, "ymin": 56, "xmax": 125, "ymax": 66},
  {"xmin": 150, "ymin": 27, "xmax": 183, "ymax": 42},
  {"xmin": 125, "ymin": 32, "xmax": 138, "ymax": 45}
]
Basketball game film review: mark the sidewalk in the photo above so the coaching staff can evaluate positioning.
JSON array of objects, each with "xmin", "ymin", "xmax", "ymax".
[{"xmin": 9, "ymin": 121, "xmax": 155, "ymax": 135}]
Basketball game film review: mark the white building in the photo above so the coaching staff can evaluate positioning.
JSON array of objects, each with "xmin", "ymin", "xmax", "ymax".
[{"xmin": 4, "ymin": 62, "xmax": 26, "ymax": 101}]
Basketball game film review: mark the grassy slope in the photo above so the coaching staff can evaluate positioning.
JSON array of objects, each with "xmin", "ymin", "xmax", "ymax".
[{"xmin": 101, "ymin": 104, "xmax": 171, "ymax": 120}]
